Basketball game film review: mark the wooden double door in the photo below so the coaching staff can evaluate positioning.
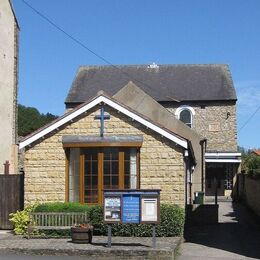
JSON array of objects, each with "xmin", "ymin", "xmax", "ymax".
[{"xmin": 80, "ymin": 148, "xmax": 139, "ymax": 204}]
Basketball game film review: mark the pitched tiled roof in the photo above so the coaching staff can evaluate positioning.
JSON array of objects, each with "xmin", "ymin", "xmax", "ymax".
[
  {"xmin": 19, "ymin": 90, "xmax": 188, "ymax": 150},
  {"xmin": 65, "ymin": 64, "xmax": 237, "ymax": 106},
  {"xmin": 252, "ymin": 150, "xmax": 260, "ymax": 156}
]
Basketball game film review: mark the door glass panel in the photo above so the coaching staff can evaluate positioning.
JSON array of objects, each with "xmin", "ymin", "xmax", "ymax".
[
  {"xmin": 84, "ymin": 149, "xmax": 99, "ymax": 203},
  {"xmin": 112, "ymin": 176, "xmax": 119, "ymax": 187},
  {"xmin": 124, "ymin": 148, "xmax": 137, "ymax": 189},
  {"xmin": 103, "ymin": 148, "xmax": 119, "ymax": 189},
  {"xmin": 69, "ymin": 148, "xmax": 80, "ymax": 202}
]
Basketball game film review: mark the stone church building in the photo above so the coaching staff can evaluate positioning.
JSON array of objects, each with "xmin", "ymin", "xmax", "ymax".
[
  {"xmin": 0, "ymin": 0, "xmax": 19, "ymax": 174},
  {"xmin": 19, "ymin": 64, "xmax": 241, "ymax": 207}
]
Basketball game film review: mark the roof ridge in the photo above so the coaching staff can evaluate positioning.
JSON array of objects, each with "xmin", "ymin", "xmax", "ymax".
[{"xmin": 78, "ymin": 64, "xmax": 229, "ymax": 70}]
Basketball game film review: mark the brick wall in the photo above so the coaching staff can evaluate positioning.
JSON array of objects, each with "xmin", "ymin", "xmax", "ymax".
[
  {"xmin": 163, "ymin": 101, "xmax": 238, "ymax": 151},
  {"xmin": 24, "ymin": 106, "xmax": 185, "ymax": 207}
]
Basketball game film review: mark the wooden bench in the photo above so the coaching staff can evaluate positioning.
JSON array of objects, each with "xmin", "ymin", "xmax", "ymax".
[{"xmin": 28, "ymin": 212, "xmax": 91, "ymax": 239}]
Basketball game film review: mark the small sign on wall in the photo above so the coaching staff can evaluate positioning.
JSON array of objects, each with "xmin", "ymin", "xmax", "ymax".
[{"xmin": 209, "ymin": 122, "xmax": 220, "ymax": 132}]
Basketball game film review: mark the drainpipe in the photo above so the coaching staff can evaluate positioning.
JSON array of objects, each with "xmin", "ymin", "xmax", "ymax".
[
  {"xmin": 184, "ymin": 150, "xmax": 190, "ymax": 205},
  {"xmin": 200, "ymin": 139, "xmax": 207, "ymax": 193}
]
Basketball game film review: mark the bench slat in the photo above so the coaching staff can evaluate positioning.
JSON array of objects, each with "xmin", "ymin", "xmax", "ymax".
[
  {"xmin": 29, "ymin": 212, "xmax": 89, "ymax": 230},
  {"xmin": 35, "ymin": 226, "xmax": 71, "ymax": 230}
]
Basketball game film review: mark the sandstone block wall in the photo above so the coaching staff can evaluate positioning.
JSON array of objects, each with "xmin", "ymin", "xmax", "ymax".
[
  {"xmin": 163, "ymin": 101, "xmax": 238, "ymax": 151},
  {"xmin": 24, "ymin": 105, "xmax": 185, "ymax": 207}
]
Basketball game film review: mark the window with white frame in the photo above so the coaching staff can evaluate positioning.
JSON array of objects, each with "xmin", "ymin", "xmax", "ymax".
[{"xmin": 175, "ymin": 106, "xmax": 195, "ymax": 128}]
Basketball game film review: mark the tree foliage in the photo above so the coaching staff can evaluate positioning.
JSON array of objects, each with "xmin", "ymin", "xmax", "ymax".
[
  {"xmin": 18, "ymin": 104, "xmax": 58, "ymax": 137},
  {"xmin": 239, "ymin": 146, "xmax": 260, "ymax": 178},
  {"xmin": 244, "ymin": 154, "xmax": 260, "ymax": 178}
]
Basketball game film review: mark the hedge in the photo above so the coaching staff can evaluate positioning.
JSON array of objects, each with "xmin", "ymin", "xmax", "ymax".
[{"xmin": 11, "ymin": 202, "xmax": 184, "ymax": 237}]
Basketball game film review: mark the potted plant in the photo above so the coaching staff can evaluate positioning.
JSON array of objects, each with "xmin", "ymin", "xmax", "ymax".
[{"xmin": 71, "ymin": 223, "xmax": 93, "ymax": 243}]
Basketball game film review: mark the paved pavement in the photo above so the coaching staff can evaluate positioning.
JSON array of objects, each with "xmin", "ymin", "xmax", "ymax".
[
  {"xmin": 178, "ymin": 201, "xmax": 260, "ymax": 260},
  {"xmin": 0, "ymin": 253, "xmax": 90, "ymax": 259},
  {"xmin": 0, "ymin": 231, "xmax": 181, "ymax": 259}
]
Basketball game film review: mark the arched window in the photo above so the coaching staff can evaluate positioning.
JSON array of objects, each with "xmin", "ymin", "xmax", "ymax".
[
  {"xmin": 175, "ymin": 106, "xmax": 195, "ymax": 128},
  {"xmin": 180, "ymin": 109, "xmax": 192, "ymax": 128}
]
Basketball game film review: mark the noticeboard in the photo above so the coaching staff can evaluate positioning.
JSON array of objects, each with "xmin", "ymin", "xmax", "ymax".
[
  {"xmin": 103, "ymin": 190, "xmax": 160, "ymax": 224},
  {"xmin": 122, "ymin": 194, "xmax": 140, "ymax": 223},
  {"xmin": 104, "ymin": 196, "xmax": 121, "ymax": 222},
  {"xmin": 141, "ymin": 197, "xmax": 158, "ymax": 222}
]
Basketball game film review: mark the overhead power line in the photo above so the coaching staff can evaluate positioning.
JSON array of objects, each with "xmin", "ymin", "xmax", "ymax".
[
  {"xmin": 238, "ymin": 104, "xmax": 260, "ymax": 132},
  {"xmin": 21, "ymin": 0, "xmax": 165, "ymax": 97},
  {"xmin": 21, "ymin": 0, "xmax": 115, "ymax": 66},
  {"xmin": 22, "ymin": 0, "xmax": 260, "ymax": 135}
]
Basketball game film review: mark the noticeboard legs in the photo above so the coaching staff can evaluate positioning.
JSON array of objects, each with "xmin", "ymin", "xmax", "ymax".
[
  {"xmin": 107, "ymin": 225, "xmax": 112, "ymax": 247},
  {"xmin": 152, "ymin": 224, "xmax": 156, "ymax": 248}
]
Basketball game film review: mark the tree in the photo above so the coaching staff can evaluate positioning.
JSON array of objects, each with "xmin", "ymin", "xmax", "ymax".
[
  {"xmin": 239, "ymin": 146, "xmax": 260, "ymax": 178},
  {"xmin": 243, "ymin": 153, "xmax": 260, "ymax": 178},
  {"xmin": 18, "ymin": 104, "xmax": 58, "ymax": 137}
]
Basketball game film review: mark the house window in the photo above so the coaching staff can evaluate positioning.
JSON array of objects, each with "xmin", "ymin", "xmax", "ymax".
[
  {"xmin": 179, "ymin": 109, "xmax": 192, "ymax": 128},
  {"xmin": 67, "ymin": 147, "xmax": 140, "ymax": 204},
  {"xmin": 175, "ymin": 105, "xmax": 195, "ymax": 128}
]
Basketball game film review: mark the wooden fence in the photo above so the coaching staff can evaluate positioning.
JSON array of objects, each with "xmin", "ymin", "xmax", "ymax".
[{"xmin": 0, "ymin": 173, "xmax": 24, "ymax": 229}]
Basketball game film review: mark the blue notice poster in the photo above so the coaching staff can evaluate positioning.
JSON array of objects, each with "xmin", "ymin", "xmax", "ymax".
[{"xmin": 122, "ymin": 195, "xmax": 140, "ymax": 223}]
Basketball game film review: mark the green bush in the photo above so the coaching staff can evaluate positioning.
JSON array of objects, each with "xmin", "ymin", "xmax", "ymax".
[
  {"xmin": 34, "ymin": 202, "xmax": 92, "ymax": 213},
  {"xmin": 9, "ymin": 204, "xmax": 38, "ymax": 235},
  {"xmin": 33, "ymin": 202, "xmax": 184, "ymax": 237},
  {"xmin": 109, "ymin": 204, "xmax": 184, "ymax": 237}
]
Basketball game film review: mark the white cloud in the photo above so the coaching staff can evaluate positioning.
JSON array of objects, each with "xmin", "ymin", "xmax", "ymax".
[{"xmin": 235, "ymin": 80, "xmax": 260, "ymax": 116}]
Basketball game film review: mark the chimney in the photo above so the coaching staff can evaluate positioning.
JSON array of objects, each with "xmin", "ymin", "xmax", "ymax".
[{"xmin": 4, "ymin": 160, "xmax": 10, "ymax": 175}]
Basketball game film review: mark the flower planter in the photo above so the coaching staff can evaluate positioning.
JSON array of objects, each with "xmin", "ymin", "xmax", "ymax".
[{"xmin": 71, "ymin": 225, "xmax": 93, "ymax": 244}]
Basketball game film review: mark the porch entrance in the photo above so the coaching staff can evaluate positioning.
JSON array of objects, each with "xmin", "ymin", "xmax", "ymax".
[
  {"xmin": 67, "ymin": 147, "xmax": 139, "ymax": 204},
  {"xmin": 205, "ymin": 163, "xmax": 235, "ymax": 196}
]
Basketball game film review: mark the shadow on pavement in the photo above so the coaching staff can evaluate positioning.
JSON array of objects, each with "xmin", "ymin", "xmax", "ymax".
[
  {"xmin": 91, "ymin": 242, "xmax": 150, "ymax": 248},
  {"xmin": 184, "ymin": 202, "xmax": 260, "ymax": 259}
]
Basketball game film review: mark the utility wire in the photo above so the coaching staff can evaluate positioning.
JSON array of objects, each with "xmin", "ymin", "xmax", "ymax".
[
  {"xmin": 21, "ymin": 0, "xmax": 164, "ymax": 97},
  {"xmin": 22, "ymin": 0, "xmax": 260, "ymax": 136},
  {"xmin": 21, "ymin": 0, "xmax": 115, "ymax": 66},
  {"xmin": 238, "ymin": 104, "xmax": 260, "ymax": 132}
]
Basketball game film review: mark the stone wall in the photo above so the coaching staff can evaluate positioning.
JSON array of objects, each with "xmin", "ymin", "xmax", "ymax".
[
  {"xmin": 163, "ymin": 101, "xmax": 237, "ymax": 151},
  {"xmin": 24, "ymin": 105, "xmax": 185, "ymax": 207},
  {"xmin": 0, "ymin": 0, "xmax": 19, "ymax": 173},
  {"xmin": 235, "ymin": 175, "xmax": 260, "ymax": 217}
]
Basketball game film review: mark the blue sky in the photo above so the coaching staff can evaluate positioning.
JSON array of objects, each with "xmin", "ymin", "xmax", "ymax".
[{"xmin": 13, "ymin": 0, "xmax": 260, "ymax": 149}]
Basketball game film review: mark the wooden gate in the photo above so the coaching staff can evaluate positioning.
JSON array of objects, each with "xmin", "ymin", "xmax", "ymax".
[{"xmin": 0, "ymin": 173, "xmax": 24, "ymax": 229}]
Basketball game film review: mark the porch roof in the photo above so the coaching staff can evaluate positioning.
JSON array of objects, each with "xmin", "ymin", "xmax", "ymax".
[
  {"xmin": 62, "ymin": 135, "xmax": 143, "ymax": 147},
  {"xmin": 205, "ymin": 152, "xmax": 241, "ymax": 163}
]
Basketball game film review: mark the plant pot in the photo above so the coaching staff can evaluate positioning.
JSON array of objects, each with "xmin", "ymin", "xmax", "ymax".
[{"xmin": 71, "ymin": 225, "xmax": 93, "ymax": 244}]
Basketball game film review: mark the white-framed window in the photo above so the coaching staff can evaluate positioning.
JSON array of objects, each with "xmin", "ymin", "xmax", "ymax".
[{"xmin": 175, "ymin": 106, "xmax": 195, "ymax": 128}]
